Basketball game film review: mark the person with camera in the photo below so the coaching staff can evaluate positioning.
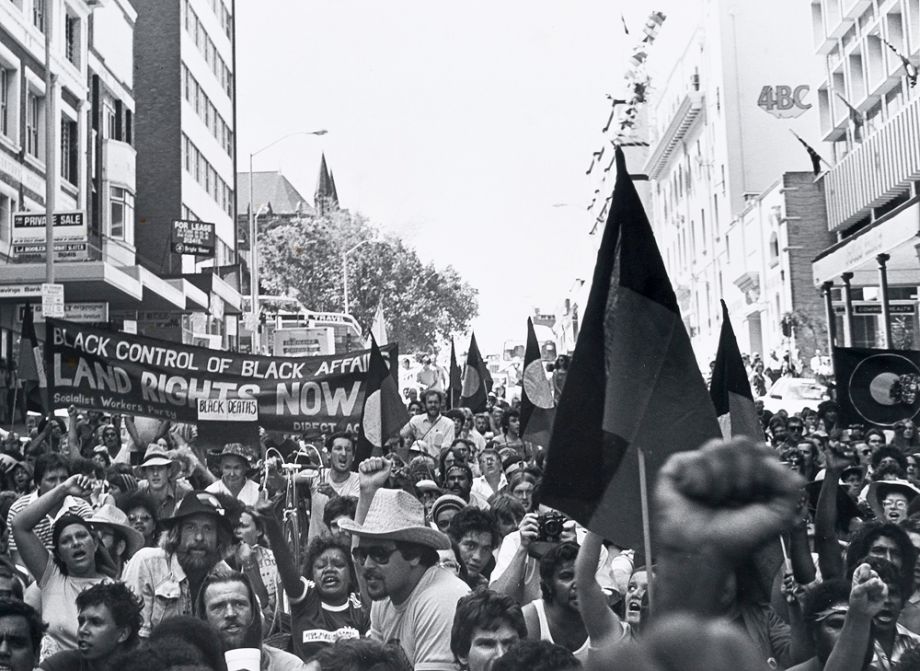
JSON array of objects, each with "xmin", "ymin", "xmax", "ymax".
[{"xmin": 489, "ymin": 509, "xmax": 554, "ymax": 607}]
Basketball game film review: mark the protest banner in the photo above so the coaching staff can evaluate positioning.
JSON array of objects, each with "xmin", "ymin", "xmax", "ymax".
[{"xmin": 45, "ymin": 318, "xmax": 397, "ymax": 433}]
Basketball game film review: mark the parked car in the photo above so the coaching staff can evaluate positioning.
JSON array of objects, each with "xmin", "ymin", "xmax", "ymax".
[{"xmin": 758, "ymin": 376, "xmax": 829, "ymax": 415}]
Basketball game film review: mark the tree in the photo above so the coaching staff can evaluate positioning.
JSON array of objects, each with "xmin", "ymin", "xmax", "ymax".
[{"xmin": 258, "ymin": 210, "xmax": 479, "ymax": 352}]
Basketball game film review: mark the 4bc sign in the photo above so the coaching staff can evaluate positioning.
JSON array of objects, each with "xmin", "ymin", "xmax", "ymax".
[{"xmin": 757, "ymin": 85, "xmax": 812, "ymax": 119}]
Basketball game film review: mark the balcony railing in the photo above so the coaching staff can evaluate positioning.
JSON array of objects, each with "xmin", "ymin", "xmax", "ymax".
[
  {"xmin": 644, "ymin": 90, "xmax": 704, "ymax": 180},
  {"xmin": 823, "ymin": 92, "xmax": 920, "ymax": 231}
]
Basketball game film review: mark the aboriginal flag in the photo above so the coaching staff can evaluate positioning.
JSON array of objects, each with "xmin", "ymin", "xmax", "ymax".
[
  {"xmin": 460, "ymin": 333, "xmax": 489, "ymax": 413},
  {"xmin": 540, "ymin": 147, "xmax": 720, "ymax": 550},
  {"xmin": 520, "ymin": 317, "xmax": 555, "ymax": 447},
  {"xmin": 20, "ymin": 303, "xmax": 47, "ymax": 412},
  {"xmin": 356, "ymin": 335, "xmax": 408, "ymax": 464},
  {"xmin": 710, "ymin": 300, "xmax": 763, "ymax": 441},
  {"xmin": 833, "ymin": 346, "xmax": 920, "ymax": 428}
]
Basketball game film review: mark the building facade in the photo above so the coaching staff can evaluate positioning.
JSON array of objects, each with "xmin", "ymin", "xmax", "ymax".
[
  {"xmin": 132, "ymin": 0, "xmax": 240, "ymax": 347},
  {"xmin": 810, "ymin": 0, "xmax": 920, "ymax": 350},
  {"xmin": 0, "ymin": 0, "xmax": 216, "ymax": 361},
  {"xmin": 644, "ymin": 0, "xmax": 829, "ymax": 365}
]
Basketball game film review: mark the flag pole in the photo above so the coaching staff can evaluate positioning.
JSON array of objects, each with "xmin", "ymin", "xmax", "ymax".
[{"xmin": 638, "ymin": 447, "xmax": 655, "ymax": 616}]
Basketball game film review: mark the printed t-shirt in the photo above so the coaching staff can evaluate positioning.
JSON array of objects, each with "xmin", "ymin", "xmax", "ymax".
[{"xmin": 289, "ymin": 577, "xmax": 368, "ymax": 661}]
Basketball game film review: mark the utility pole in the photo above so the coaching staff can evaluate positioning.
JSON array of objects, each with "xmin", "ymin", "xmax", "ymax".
[{"xmin": 44, "ymin": 0, "xmax": 56, "ymax": 283}]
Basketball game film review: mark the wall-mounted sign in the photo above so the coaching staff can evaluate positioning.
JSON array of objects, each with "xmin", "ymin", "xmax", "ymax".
[
  {"xmin": 273, "ymin": 327, "xmax": 336, "ymax": 357},
  {"xmin": 833, "ymin": 303, "xmax": 916, "ymax": 315},
  {"xmin": 40, "ymin": 284, "xmax": 65, "ymax": 318},
  {"xmin": 171, "ymin": 220, "xmax": 215, "ymax": 256},
  {"xmin": 757, "ymin": 85, "xmax": 812, "ymax": 119},
  {"xmin": 12, "ymin": 211, "xmax": 88, "ymax": 260},
  {"xmin": 18, "ymin": 302, "xmax": 109, "ymax": 323}
]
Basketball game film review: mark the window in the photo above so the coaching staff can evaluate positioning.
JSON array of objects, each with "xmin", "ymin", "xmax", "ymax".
[
  {"xmin": 65, "ymin": 15, "xmax": 79, "ymax": 66},
  {"xmin": 769, "ymin": 232, "xmax": 779, "ymax": 264},
  {"xmin": 102, "ymin": 102, "xmax": 115, "ymax": 139},
  {"xmin": 60, "ymin": 117, "xmax": 77, "ymax": 184},
  {"xmin": 110, "ymin": 186, "xmax": 134, "ymax": 240},
  {"xmin": 26, "ymin": 91, "xmax": 41, "ymax": 157},
  {"xmin": 33, "ymin": 0, "xmax": 44, "ymax": 32},
  {"xmin": 0, "ymin": 69, "xmax": 9, "ymax": 137},
  {"xmin": 0, "ymin": 193, "xmax": 11, "ymax": 242}
]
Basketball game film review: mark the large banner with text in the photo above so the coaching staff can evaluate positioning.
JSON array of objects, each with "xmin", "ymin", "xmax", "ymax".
[{"xmin": 46, "ymin": 318, "xmax": 397, "ymax": 433}]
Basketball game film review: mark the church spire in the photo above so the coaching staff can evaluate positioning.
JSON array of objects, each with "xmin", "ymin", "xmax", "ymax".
[{"xmin": 314, "ymin": 154, "xmax": 339, "ymax": 215}]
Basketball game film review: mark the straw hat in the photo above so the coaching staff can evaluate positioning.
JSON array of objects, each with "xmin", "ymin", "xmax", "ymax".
[
  {"xmin": 87, "ymin": 504, "xmax": 146, "ymax": 557},
  {"xmin": 338, "ymin": 489, "xmax": 451, "ymax": 550},
  {"xmin": 139, "ymin": 443, "xmax": 174, "ymax": 469}
]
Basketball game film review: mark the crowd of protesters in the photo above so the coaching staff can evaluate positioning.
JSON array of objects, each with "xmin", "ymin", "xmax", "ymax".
[{"xmin": 0, "ymin": 358, "xmax": 915, "ymax": 671}]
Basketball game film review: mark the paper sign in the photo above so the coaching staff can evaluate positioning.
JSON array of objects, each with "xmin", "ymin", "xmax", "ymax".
[{"xmin": 197, "ymin": 398, "xmax": 259, "ymax": 422}]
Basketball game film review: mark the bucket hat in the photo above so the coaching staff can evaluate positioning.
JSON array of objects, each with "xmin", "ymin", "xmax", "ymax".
[
  {"xmin": 87, "ymin": 504, "xmax": 146, "ymax": 557},
  {"xmin": 165, "ymin": 491, "xmax": 233, "ymax": 534},
  {"xmin": 218, "ymin": 443, "xmax": 253, "ymax": 466},
  {"xmin": 338, "ymin": 489, "xmax": 450, "ymax": 550}
]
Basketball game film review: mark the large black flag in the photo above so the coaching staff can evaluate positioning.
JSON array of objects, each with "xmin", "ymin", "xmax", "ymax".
[
  {"xmin": 834, "ymin": 346, "xmax": 920, "ymax": 428},
  {"xmin": 356, "ymin": 335, "xmax": 409, "ymax": 464},
  {"xmin": 520, "ymin": 317, "xmax": 555, "ymax": 447},
  {"xmin": 460, "ymin": 333, "xmax": 489, "ymax": 413},
  {"xmin": 540, "ymin": 147, "xmax": 720, "ymax": 550},
  {"xmin": 20, "ymin": 303, "xmax": 47, "ymax": 412},
  {"xmin": 710, "ymin": 300, "xmax": 763, "ymax": 441}
]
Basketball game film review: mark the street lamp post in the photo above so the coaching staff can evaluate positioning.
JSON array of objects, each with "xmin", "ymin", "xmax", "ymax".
[
  {"xmin": 342, "ymin": 238, "xmax": 377, "ymax": 315},
  {"xmin": 248, "ymin": 129, "xmax": 327, "ymax": 352}
]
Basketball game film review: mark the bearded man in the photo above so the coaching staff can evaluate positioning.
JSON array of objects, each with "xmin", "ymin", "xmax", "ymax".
[{"xmin": 122, "ymin": 492, "xmax": 243, "ymax": 638}]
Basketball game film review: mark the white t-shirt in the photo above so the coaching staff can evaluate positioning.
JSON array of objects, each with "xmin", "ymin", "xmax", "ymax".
[
  {"xmin": 307, "ymin": 471, "xmax": 361, "ymax": 542},
  {"xmin": 369, "ymin": 565, "xmax": 469, "ymax": 670},
  {"xmin": 204, "ymin": 478, "xmax": 261, "ymax": 506}
]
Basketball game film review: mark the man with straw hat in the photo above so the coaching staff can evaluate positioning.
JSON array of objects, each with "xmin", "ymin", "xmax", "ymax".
[
  {"xmin": 135, "ymin": 443, "xmax": 192, "ymax": 518},
  {"xmin": 340, "ymin": 457, "xmax": 469, "ymax": 670}
]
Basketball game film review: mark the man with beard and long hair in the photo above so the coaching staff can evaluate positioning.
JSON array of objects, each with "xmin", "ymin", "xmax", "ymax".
[{"xmin": 122, "ymin": 491, "xmax": 237, "ymax": 638}]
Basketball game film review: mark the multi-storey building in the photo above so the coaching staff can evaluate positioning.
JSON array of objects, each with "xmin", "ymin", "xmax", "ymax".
[
  {"xmin": 644, "ymin": 0, "xmax": 830, "ymax": 364},
  {"xmin": 0, "ymin": 0, "xmax": 211, "ymax": 358},
  {"xmin": 132, "ymin": 0, "xmax": 240, "ymax": 347},
  {"xmin": 810, "ymin": 0, "xmax": 920, "ymax": 350}
]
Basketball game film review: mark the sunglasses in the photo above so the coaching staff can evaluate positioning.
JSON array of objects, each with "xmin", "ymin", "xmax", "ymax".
[{"xmin": 352, "ymin": 545, "xmax": 399, "ymax": 565}]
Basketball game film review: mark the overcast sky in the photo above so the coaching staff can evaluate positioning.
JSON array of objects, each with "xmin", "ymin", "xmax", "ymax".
[{"xmin": 236, "ymin": 0, "xmax": 699, "ymax": 354}]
